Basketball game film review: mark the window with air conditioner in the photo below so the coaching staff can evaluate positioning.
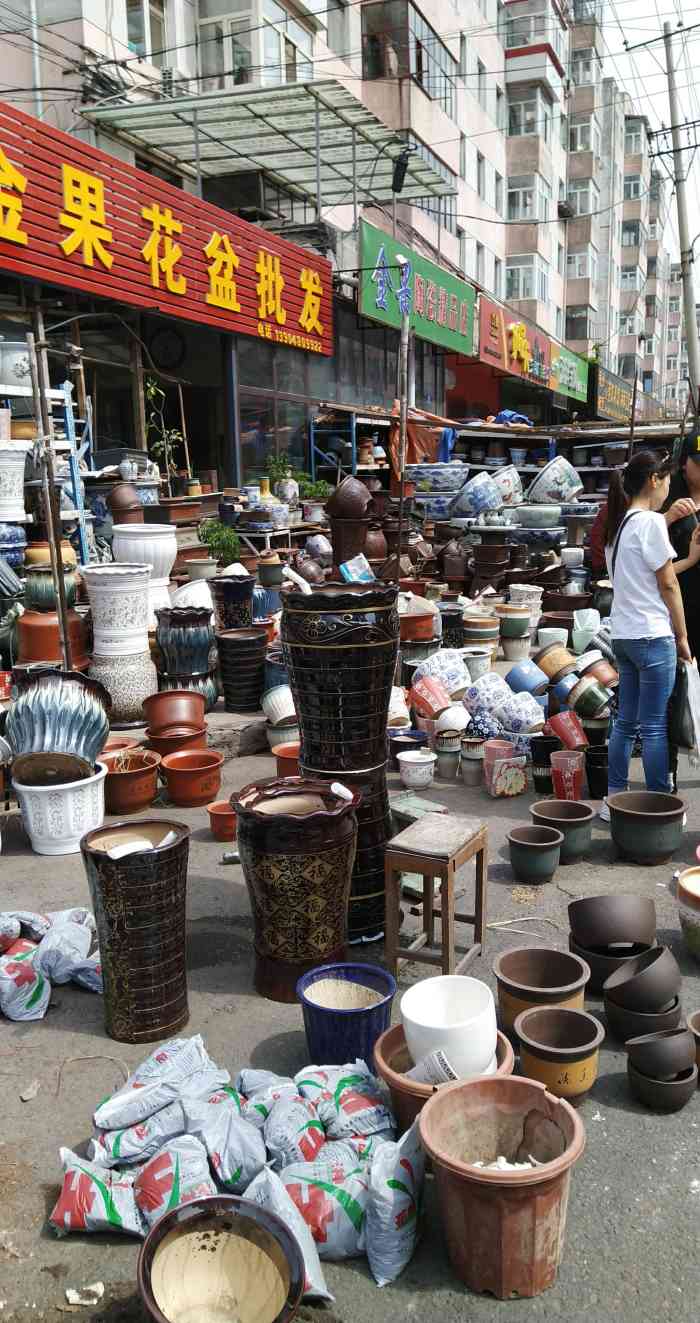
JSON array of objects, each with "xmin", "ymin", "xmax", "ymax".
[{"xmin": 507, "ymin": 174, "xmax": 550, "ymax": 222}]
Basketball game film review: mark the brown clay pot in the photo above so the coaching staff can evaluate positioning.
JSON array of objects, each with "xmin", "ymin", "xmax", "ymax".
[
  {"xmin": 604, "ymin": 992, "xmax": 682, "ymax": 1041},
  {"xmin": 206, "ymin": 800, "xmax": 237, "ymax": 841},
  {"xmin": 272, "ymin": 741, "xmax": 300, "ymax": 777},
  {"xmin": 626, "ymin": 1027, "xmax": 696, "ymax": 1080},
  {"xmin": 326, "ymin": 475, "xmax": 374, "ymax": 519},
  {"xmin": 514, "ymin": 1006, "xmax": 605, "ymax": 1103},
  {"xmin": 569, "ymin": 936, "xmax": 657, "ymax": 994},
  {"xmin": 418, "ymin": 1076, "xmax": 585, "ymax": 1298},
  {"xmin": 688, "ymin": 1010, "xmax": 700, "ymax": 1073},
  {"xmin": 603, "ymin": 945, "xmax": 681, "ymax": 1013},
  {"xmin": 103, "ymin": 749, "xmax": 161, "ymax": 815},
  {"xmin": 108, "ymin": 481, "xmax": 141, "ymax": 512},
  {"xmin": 627, "ymin": 1060, "xmax": 698, "ymax": 1111},
  {"xmin": 568, "ymin": 894, "xmax": 656, "ymax": 949},
  {"xmin": 161, "ymin": 749, "xmax": 224, "ymax": 807},
  {"xmin": 400, "ymin": 611, "xmax": 435, "ymax": 642},
  {"xmin": 493, "ymin": 946, "xmax": 591, "ymax": 1033},
  {"xmin": 373, "ymin": 1023, "xmax": 514, "ymax": 1135},
  {"xmin": 101, "ymin": 734, "xmax": 141, "ymax": 755},
  {"xmin": 142, "ymin": 689, "xmax": 207, "ymax": 733},
  {"xmin": 17, "ymin": 608, "xmax": 90, "ymax": 668},
  {"xmin": 24, "ymin": 539, "xmax": 77, "ymax": 568},
  {"xmin": 365, "ymin": 524, "xmax": 388, "ymax": 560},
  {"xmin": 542, "ymin": 591, "xmax": 593, "ymax": 613},
  {"xmin": 146, "ymin": 726, "xmax": 207, "ymax": 757}
]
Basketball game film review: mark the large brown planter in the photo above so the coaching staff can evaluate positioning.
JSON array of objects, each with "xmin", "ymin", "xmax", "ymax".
[
  {"xmin": 80, "ymin": 820, "xmax": 190, "ymax": 1043},
  {"xmin": 143, "ymin": 688, "xmax": 206, "ymax": 732},
  {"xmin": 231, "ymin": 776, "xmax": 360, "ymax": 1002},
  {"xmin": 419, "ymin": 1076, "xmax": 585, "ymax": 1298},
  {"xmin": 329, "ymin": 517, "xmax": 371, "ymax": 568},
  {"xmin": 493, "ymin": 946, "xmax": 591, "ymax": 1033},
  {"xmin": 373, "ymin": 1023, "xmax": 514, "ymax": 1135},
  {"xmin": 103, "ymin": 749, "xmax": 161, "ymax": 814},
  {"xmin": 17, "ymin": 608, "xmax": 90, "ymax": 669}
]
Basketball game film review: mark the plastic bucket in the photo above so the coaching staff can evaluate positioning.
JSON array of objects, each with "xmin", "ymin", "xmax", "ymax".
[{"xmin": 297, "ymin": 962, "xmax": 396, "ymax": 1066}]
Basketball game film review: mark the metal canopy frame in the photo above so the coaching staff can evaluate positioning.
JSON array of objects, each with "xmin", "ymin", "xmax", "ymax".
[{"xmin": 83, "ymin": 80, "xmax": 455, "ymax": 218}]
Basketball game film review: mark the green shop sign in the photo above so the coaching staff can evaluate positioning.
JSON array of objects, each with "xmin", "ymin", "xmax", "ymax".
[
  {"xmin": 550, "ymin": 344, "xmax": 589, "ymax": 403},
  {"xmin": 359, "ymin": 220, "xmax": 476, "ymax": 355}
]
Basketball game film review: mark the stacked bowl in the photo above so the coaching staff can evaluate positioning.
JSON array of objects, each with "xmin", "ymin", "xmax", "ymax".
[
  {"xmin": 603, "ymin": 945, "xmax": 682, "ymax": 1041},
  {"xmin": 143, "ymin": 689, "xmax": 208, "ymax": 757},
  {"xmin": 568, "ymin": 894, "xmax": 657, "ymax": 993},
  {"xmin": 626, "ymin": 1027, "xmax": 698, "ymax": 1111},
  {"xmin": 217, "ymin": 626, "xmax": 268, "ymax": 713}
]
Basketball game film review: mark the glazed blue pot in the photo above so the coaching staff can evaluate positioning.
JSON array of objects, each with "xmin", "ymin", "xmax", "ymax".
[
  {"xmin": 6, "ymin": 671, "xmax": 110, "ymax": 762},
  {"xmin": 264, "ymin": 646, "xmax": 289, "ymax": 692},
  {"xmin": 297, "ymin": 962, "xmax": 396, "ymax": 1067},
  {"xmin": 155, "ymin": 606, "xmax": 215, "ymax": 675},
  {"xmin": 253, "ymin": 585, "xmax": 281, "ymax": 619},
  {"xmin": 0, "ymin": 522, "xmax": 26, "ymax": 568},
  {"xmin": 553, "ymin": 671, "xmax": 580, "ymax": 705},
  {"xmin": 505, "ymin": 658, "xmax": 549, "ymax": 696}
]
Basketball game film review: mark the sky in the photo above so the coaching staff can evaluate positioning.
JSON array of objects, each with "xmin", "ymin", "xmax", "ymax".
[{"xmin": 601, "ymin": 0, "xmax": 700, "ymax": 266}]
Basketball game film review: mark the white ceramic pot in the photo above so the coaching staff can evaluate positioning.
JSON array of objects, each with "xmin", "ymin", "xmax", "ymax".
[
  {"xmin": 502, "ymin": 636, "xmax": 531, "ymax": 662},
  {"xmin": 170, "ymin": 579, "xmax": 214, "ymax": 614},
  {"xmin": 561, "ymin": 547, "xmax": 585, "ymax": 569},
  {"xmin": 525, "ymin": 456, "xmax": 584, "ymax": 504},
  {"xmin": 184, "ymin": 559, "xmax": 218, "ymax": 581},
  {"xmin": 82, "ymin": 563, "xmax": 151, "ymax": 657},
  {"xmin": 397, "ymin": 749, "xmax": 437, "ymax": 788},
  {"xmin": 537, "ymin": 627, "xmax": 569, "ymax": 648},
  {"xmin": 89, "ymin": 649, "xmax": 158, "ymax": 723},
  {"xmin": 435, "ymin": 704, "xmax": 470, "ymax": 735},
  {"xmin": 463, "ymin": 671, "xmax": 511, "ymax": 715},
  {"xmin": 400, "ymin": 974, "xmax": 497, "ymax": 1079},
  {"xmin": 388, "ymin": 686, "xmax": 411, "ymax": 727},
  {"xmin": 261, "ymin": 684, "xmax": 296, "ymax": 726},
  {"xmin": 0, "ymin": 441, "xmax": 32, "ymax": 521},
  {"xmin": 14, "ymin": 761, "xmax": 107, "ymax": 855},
  {"xmin": 112, "ymin": 524, "xmax": 177, "ymax": 628},
  {"xmin": 461, "ymin": 646, "xmax": 491, "ymax": 681},
  {"xmin": 266, "ymin": 720, "xmax": 300, "ymax": 750}
]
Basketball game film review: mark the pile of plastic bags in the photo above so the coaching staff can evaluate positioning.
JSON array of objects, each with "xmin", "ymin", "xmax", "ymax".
[
  {"xmin": 0, "ymin": 908, "xmax": 102, "ymax": 1020},
  {"xmin": 49, "ymin": 1035, "xmax": 424, "ymax": 1292}
]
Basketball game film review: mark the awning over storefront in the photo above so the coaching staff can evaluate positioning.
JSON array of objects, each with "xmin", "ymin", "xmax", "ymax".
[{"xmin": 82, "ymin": 81, "xmax": 454, "ymax": 209}]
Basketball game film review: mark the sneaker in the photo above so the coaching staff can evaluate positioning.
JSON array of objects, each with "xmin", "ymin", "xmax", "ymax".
[{"xmin": 598, "ymin": 802, "xmax": 611, "ymax": 823}]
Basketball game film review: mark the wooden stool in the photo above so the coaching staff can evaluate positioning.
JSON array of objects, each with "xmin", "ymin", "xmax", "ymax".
[{"xmin": 384, "ymin": 811, "xmax": 487, "ymax": 977}]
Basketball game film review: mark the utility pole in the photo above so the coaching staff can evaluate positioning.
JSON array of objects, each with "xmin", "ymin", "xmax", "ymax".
[{"xmin": 663, "ymin": 21, "xmax": 700, "ymax": 402}]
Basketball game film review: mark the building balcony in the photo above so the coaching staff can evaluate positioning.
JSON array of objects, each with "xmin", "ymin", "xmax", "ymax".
[
  {"xmin": 570, "ymin": 84, "xmax": 597, "ymax": 115},
  {"xmin": 566, "ymin": 276, "xmax": 597, "ymax": 308},
  {"xmin": 505, "ymin": 222, "xmax": 552, "ymax": 262},
  {"xmin": 568, "ymin": 151, "xmax": 597, "ymax": 182},
  {"xmin": 506, "ymin": 135, "xmax": 553, "ymax": 178},
  {"xmin": 571, "ymin": 21, "xmax": 605, "ymax": 56},
  {"xmin": 669, "ymin": 311, "xmax": 681, "ymax": 327},
  {"xmin": 567, "ymin": 214, "xmax": 598, "ymax": 248}
]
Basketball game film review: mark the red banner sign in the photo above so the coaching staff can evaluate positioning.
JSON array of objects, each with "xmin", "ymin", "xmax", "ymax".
[
  {"xmin": 478, "ymin": 296, "xmax": 552, "ymax": 387},
  {"xmin": 478, "ymin": 297, "xmax": 508, "ymax": 371},
  {"xmin": 0, "ymin": 101, "xmax": 333, "ymax": 355}
]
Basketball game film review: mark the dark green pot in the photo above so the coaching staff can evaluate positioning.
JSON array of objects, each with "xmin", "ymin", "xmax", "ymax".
[
  {"xmin": 24, "ymin": 563, "xmax": 76, "ymax": 611},
  {"xmin": 508, "ymin": 826, "xmax": 564, "ymax": 885}
]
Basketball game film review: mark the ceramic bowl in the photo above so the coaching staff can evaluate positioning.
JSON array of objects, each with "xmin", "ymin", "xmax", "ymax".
[
  {"xmin": 515, "ymin": 504, "xmax": 562, "ymax": 528},
  {"xmin": 449, "ymin": 473, "xmax": 503, "ymax": 518},
  {"xmin": 537, "ymin": 627, "xmax": 569, "ymax": 649},
  {"xmin": 397, "ymin": 749, "xmax": 437, "ymax": 788},
  {"xmin": 435, "ymin": 704, "xmax": 470, "ymax": 736},
  {"xmin": 605, "ymin": 993, "xmax": 683, "ymax": 1042},
  {"xmin": 525, "ymin": 456, "xmax": 584, "ymax": 504},
  {"xmin": 400, "ymin": 974, "xmax": 497, "ymax": 1078},
  {"xmin": 509, "ymin": 527, "xmax": 567, "ymax": 549},
  {"xmin": 603, "ymin": 945, "xmax": 681, "ymax": 1013},
  {"xmin": 568, "ymin": 936, "xmax": 657, "ymax": 995},
  {"xmin": 569, "ymin": 894, "xmax": 657, "ymax": 949},
  {"xmin": 626, "ymin": 1028, "xmax": 696, "ymax": 1080},
  {"xmin": 491, "ymin": 465, "xmax": 524, "ymax": 506},
  {"xmin": 627, "ymin": 1060, "xmax": 698, "ymax": 1112}
]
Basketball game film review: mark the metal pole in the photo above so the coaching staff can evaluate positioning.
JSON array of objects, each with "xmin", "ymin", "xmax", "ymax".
[
  {"xmin": 351, "ymin": 127, "xmax": 358, "ymax": 233},
  {"xmin": 627, "ymin": 370, "xmax": 638, "ymax": 463},
  {"xmin": 315, "ymin": 99, "xmax": 322, "ymax": 221},
  {"xmin": 396, "ymin": 254, "xmax": 411, "ymax": 581},
  {"xmin": 193, "ymin": 111, "xmax": 203, "ymax": 199},
  {"xmin": 664, "ymin": 22, "xmax": 700, "ymax": 402},
  {"xmin": 29, "ymin": 0, "xmax": 43, "ymax": 118},
  {"xmin": 27, "ymin": 324, "xmax": 72, "ymax": 671},
  {"xmin": 392, "ymin": 191, "xmax": 397, "ymax": 238}
]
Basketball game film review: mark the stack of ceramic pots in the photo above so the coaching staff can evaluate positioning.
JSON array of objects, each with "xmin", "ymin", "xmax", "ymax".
[
  {"xmin": 210, "ymin": 574, "xmax": 255, "ymax": 630},
  {"xmin": 326, "ymin": 475, "xmax": 374, "ymax": 568},
  {"xmin": 17, "ymin": 560, "xmax": 90, "ymax": 670},
  {"xmin": 218, "ymin": 625, "xmax": 267, "ymax": 712},
  {"xmin": 112, "ymin": 523, "xmax": 177, "ymax": 629},
  {"xmin": 508, "ymin": 581, "xmax": 543, "ymax": 631},
  {"xmin": 626, "ymin": 1026, "xmax": 698, "ymax": 1112},
  {"xmin": 494, "ymin": 603, "xmax": 531, "ymax": 663},
  {"xmin": 603, "ymin": 944, "xmax": 683, "ymax": 1043},
  {"xmin": 83, "ymin": 563, "xmax": 158, "ymax": 725},
  {"xmin": 232, "ymin": 776, "xmax": 361, "ymax": 1001},
  {"xmin": 568, "ymin": 894, "xmax": 658, "ymax": 994},
  {"xmin": 463, "ymin": 613, "xmax": 499, "ymax": 656},
  {"xmin": 281, "ymin": 581, "xmax": 400, "ymax": 942},
  {"xmin": 143, "ymin": 690, "xmax": 208, "ymax": 757},
  {"xmin": 261, "ymin": 683, "xmax": 298, "ymax": 751},
  {"xmin": 155, "ymin": 606, "xmax": 218, "ymax": 712}
]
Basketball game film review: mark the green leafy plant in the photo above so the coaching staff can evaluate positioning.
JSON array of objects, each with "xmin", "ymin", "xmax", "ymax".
[
  {"xmin": 266, "ymin": 454, "xmax": 295, "ymax": 485},
  {"xmin": 198, "ymin": 519, "xmax": 241, "ymax": 565},
  {"xmin": 297, "ymin": 473, "xmax": 332, "ymax": 501},
  {"xmin": 145, "ymin": 378, "xmax": 184, "ymax": 482}
]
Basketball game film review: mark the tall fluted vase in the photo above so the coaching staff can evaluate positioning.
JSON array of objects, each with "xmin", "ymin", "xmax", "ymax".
[
  {"xmin": 281, "ymin": 582, "xmax": 399, "ymax": 941},
  {"xmin": 111, "ymin": 524, "xmax": 177, "ymax": 629},
  {"xmin": 83, "ymin": 563, "xmax": 158, "ymax": 725}
]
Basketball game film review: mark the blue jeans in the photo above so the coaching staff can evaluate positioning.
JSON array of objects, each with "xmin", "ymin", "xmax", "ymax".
[{"xmin": 608, "ymin": 636, "xmax": 677, "ymax": 795}]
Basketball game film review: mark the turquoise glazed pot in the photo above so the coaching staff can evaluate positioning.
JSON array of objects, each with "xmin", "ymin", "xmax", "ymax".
[
  {"xmin": 155, "ymin": 606, "xmax": 215, "ymax": 675},
  {"xmin": 508, "ymin": 825, "xmax": 564, "ymax": 885},
  {"xmin": 6, "ymin": 670, "xmax": 110, "ymax": 762},
  {"xmin": 24, "ymin": 563, "xmax": 77, "ymax": 611}
]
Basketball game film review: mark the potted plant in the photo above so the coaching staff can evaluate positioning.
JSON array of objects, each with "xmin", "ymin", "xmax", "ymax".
[
  {"xmin": 198, "ymin": 518, "xmax": 241, "ymax": 567},
  {"xmin": 298, "ymin": 474, "xmax": 332, "ymax": 523},
  {"xmin": 266, "ymin": 455, "xmax": 300, "ymax": 507},
  {"xmin": 145, "ymin": 378, "xmax": 184, "ymax": 497}
]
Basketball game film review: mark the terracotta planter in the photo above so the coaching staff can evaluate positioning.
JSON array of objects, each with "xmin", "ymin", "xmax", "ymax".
[
  {"xmin": 232, "ymin": 776, "xmax": 360, "ymax": 1001},
  {"xmin": 17, "ymin": 608, "xmax": 90, "ymax": 669},
  {"xmin": 103, "ymin": 749, "xmax": 161, "ymax": 815},
  {"xmin": 374, "ymin": 1023, "xmax": 514, "ymax": 1135},
  {"xmin": 146, "ymin": 726, "xmax": 207, "ymax": 756},
  {"xmin": 81, "ymin": 820, "xmax": 190, "ymax": 1043},
  {"xmin": 418, "ymin": 1076, "xmax": 585, "ymax": 1298},
  {"xmin": 207, "ymin": 799, "xmax": 237, "ymax": 841},
  {"xmin": 514, "ymin": 1006, "xmax": 605, "ymax": 1103},
  {"xmin": 608, "ymin": 791, "xmax": 685, "ymax": 865},
  {"xmin": 493, "ymin": 946, "xmax": 591, "ymax": 1034},
  {"xmin": 102, "ymin": 734, "xmax": 140, "ymax": 755},
  {"xmin": 400, "ymin": 611, "xmax": 436, "ymax": 642},
  {"xmin": 272, "ymin": 741, "xmax": 300, "ymax": 777},
  {"xmin": 137, "ymin": 1195, "xmax": 304, "ymax": 1323},
  {"xmin": 143, "ymin": 689, "xmax": 207, "ymax": 733},
  {"xmin": 161, "ymin": 749, "xmax": 223, "ymax": 807}
]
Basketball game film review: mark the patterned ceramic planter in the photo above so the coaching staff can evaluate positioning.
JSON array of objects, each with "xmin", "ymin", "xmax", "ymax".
[
  {"xmin": 210, "ymin": 574, "xmax": 255, "ymax": 631},
  {"xmin": 232, "ymin": 776, "xmax": 361, "ymax": 1002},
  {"xmin": 155, "ymin": 606, "xmax": 215, "ymax": 675},
  {"xmin": 90, "ymin": 648, "xmax": 158, "ymax": 723},
  {"xmin": 14, "ymin": 760, "xmax": 107, "ymax": 854},
  {"xmin": 525, "ymin": 456, "xmax": 584, "ymax": 504},
  {"xmin": 413, "ymin": 649, "xmax": 470, "ymax": 697},
  {"xmin": 6, "ymin": 671, "xmax": 110, "ymax": 763},
  {"xmin": 0, "ymin": 521, "xmax": 26, "ymax": 568},
  {"xmin": 24, "ymin": 563, "xmax": 77, "ymax": 611},
  {"xmin": 83, "ymin": 564, "xmax": 151, "ymax": 658},
  {"xmin": 491, "ymin": 465, "xmax": 524, "ymax": 506},
  {"xmin": 463, "ymin": 671, "xmax": 511, "ymax": 715},
  {"xmin": 111, "ymin": 524, "xmax": 177, "ymax": 628},
  {"xmin": 449, "ymin": 472, "xmax": 503, "ymax": 518},
  {"xmin": 0, "ymin": 441, "xmax": 32, "ymax": 521}
]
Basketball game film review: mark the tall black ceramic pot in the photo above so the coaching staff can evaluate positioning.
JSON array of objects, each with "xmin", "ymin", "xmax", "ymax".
[
  {"xmin": 210, "ymin": 575, "xmax": 255, "ymax": 631},
  {"xmin": 282, "ymin": 582, "xmax": 399, "ymax": 940}
]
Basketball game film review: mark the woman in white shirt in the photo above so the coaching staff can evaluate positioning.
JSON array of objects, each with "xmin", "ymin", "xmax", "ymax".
[{"xmin": 603, "ymin": 449, "xmax": 700, "ymax": 814}]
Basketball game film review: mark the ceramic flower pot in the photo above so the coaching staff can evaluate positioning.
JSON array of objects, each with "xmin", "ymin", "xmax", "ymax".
[
  {"xmin": 491, "ymin": 465, "xmax": 523, "ymax": 506},
  {"xmin": 626, "ymin": 1027, "xmax": 696, "ymax": 1080},
  {"xmin": 272, "ymin": 741, "xmax": 300, "ymax": 777},
  {"xmin": 0, "ymin": 441, "xmax": 32, "ymax": 520},
  {"xmin": 530, "ymin": 799, "xmax": 594, "ymax": 863},
  {"xmin": 161, "ymin": 749, "xmax": 224, "ymax": 807},
  {"xmin": 461, "ymin": 646, "xmax": 491, "ymax": 681},
  {"xmin": 413, "ymin": 650, "xmax": 470, "ymax": 697},
  {"xmin": 232, "ymin": 776, "xmax": 361, "ymax": 1002},
  {"xmin": 603, "ymin": 945, "xmax": 681, "ymax": 1013},
  {"xmin": 6, "ymin": 670, "xmax": 110, "ymax": 763},
  {"xmin": 374, "ymin": 1024, "xmax": 514, "ymax": 1134},
  {"xmin": 143, "ymin": 688, "xmax": 207, "ymax": 732},
  {"xmin": 525, "ymin": 456, "xmax": 584, "ymax": 505},
  {"xmin": 24, "ymin": 563, "xmax": 77, "ymax": 611},
  {"xmin": 218, "ymin": 626, "xmax": 267, "ymax": 713},
  {"xmin": 515, "ymin": 1006, "xmax": 605, "ymax": 1103},
  {"xmin": 103, "ymin": 749, "xmax": 161, "ymax": 815},
  {"xmin": 507, "ymin": 825, "xmax": 564, "ymax": 886},
  {"xmin": 499, "ymin": 614, "xmax": 531, "ymax": 640},
  {"xmin": 90, "ymin": 650, "xmax": 158, "ymax": 724},
  {"xmin": 449, "ymin": 472, "xmax": 503, "ymax": 517},
  {"xmin": 17, "ymin": 608, "xmax": 90, "ymax": 670},
  {"xmin": 14, "ymin": 760, "xmax": 107, "ymax": 854},
  {"xmin": 439, "ymin": 604, "xmax": 465, "ymax": 649},
  {"xmin": 210, "ymin": 575, "xmax": 255, "ymax": 631},
  {"xmin": 548, "ymin": 710, "xmax": 588, "ymax": 750},
  {"xmin": 608, "ymin": 791, "xmax": 685, "ymax": 865},
  {"xmin": 111, "ymin": 524, "xmax": 177, "ymax": 627},
  {"xmin": 568, "ymin": 935, "xmax": 657, "ymax": 995},
  {"xmin": 533, "ymin": 642, "xmax": 577, "ymax": 680},
  {"xmin": 146, "ymin": 726, "xmax": 207, "ymax": 756},
  {"xmin": 529, "ymin": 734, "xmax": 561, "ymax": 795},
  {"xmin": 329, "ymin": 516, "xmax": 371, "ymax": 566},
  {"xmin": 493, "ymin": 946, "xmax": 591, "ymax": 1034},
  {"xmin": 502, "ymin": 636, "xmax": 531, "ymax": 662},
  {"xmin": 83, "ymin": 564, "xmax": 151, "ymax": 658},
  {"xmin": 463, "ymin": 671, "xmax": 511, "ymax": 715},
  {"xmin": 568, "ymin": 893, "xmax": 657, "ymax": 949},
  {"xmin": 207, "ymin": 800, "xmax": 237, "ymax": 841},
  {"xmin": 677, "ymin": 867, "xmax": 700, "ymax": 961},
  {"xmin": 155, "ymin": 606, "xmax": 214, "ymax": 676},
  {"xmin": 410, "ymin": 675, "xmax": 452, "ymax": 718},
  {"xmin": 627, "ymin": 1060, "xmax": 698, "ymax": 1112},
  {"xmin": 81, "ymin": 819, "xmax": 190, "ymax": 1042},
  {"xmin": 159, "ymin": 670, "xmax": 219, "ymax": 713}
]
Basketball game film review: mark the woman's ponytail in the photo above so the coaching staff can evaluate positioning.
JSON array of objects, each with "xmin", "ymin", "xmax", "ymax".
[{"xmin": 604, "ymin": 471, "xmax": 628, "ymax": 544}]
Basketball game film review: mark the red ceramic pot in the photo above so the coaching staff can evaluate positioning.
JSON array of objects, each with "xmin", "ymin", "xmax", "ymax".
[
  {"xmin": 400, "ymin": 612, "xmax": 435, "ymax": 641},
  {"xmin": 410, "ymin": 676, "xmax": 451, "ymax": 718},
  {"xmin": 207, "ymin": 800, "xmax": 237, "ymax": 841},
  {"xmin": 272, "ymin": 742, "xmax": 301, "ymax": 777},
  {"xmin": 161, "ymin": 750, "xmax": 224, "ymax": 807},
  {"xmin": 548, "ymin": 710, "xmax": 588, "ymax": 750},
  {"xmin": 146, "ymin": 726, "xmax": 208, "ymax": 757}
]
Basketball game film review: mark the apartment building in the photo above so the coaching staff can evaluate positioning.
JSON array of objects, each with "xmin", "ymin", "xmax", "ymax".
[{"xmin": 664, "ymin": 263, "xmax": 691, "ymax": 414}]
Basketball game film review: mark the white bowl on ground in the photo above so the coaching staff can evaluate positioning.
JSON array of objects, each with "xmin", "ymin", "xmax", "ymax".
[{"xmin": 400, "ymin": 974, "xmax": 497, "ymax": 1078}]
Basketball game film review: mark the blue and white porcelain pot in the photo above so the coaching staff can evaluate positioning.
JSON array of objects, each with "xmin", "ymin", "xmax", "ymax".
[
  {"xmin": 449, "ymin": 472, "xmax": 503, "ymax": 518},
  {"xmin": 525, "ymin": 456, "xmax": 584, "ymax": 504},
  {"xmin": 0, "ymin": 522, "xmax": 26, "ymax": 568}
]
